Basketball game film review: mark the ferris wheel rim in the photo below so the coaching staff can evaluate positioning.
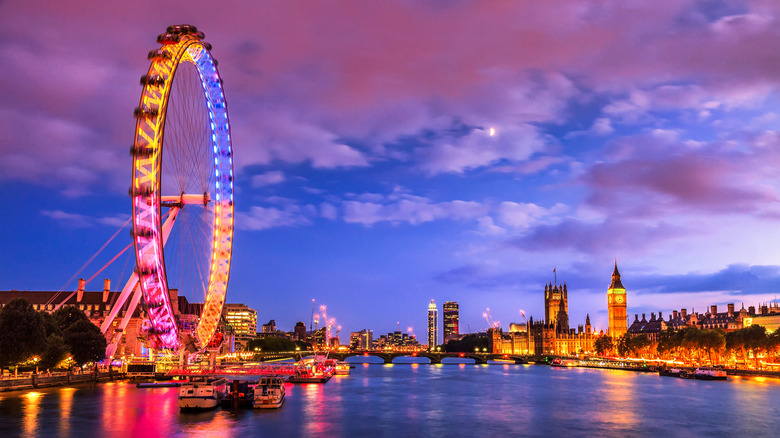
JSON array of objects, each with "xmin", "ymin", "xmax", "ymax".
[{"xmin": 130, "ymin": 26, "xmax": 234, "ymax": 351}]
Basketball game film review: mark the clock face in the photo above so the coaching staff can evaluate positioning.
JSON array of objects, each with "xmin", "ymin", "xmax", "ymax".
[{"xmin": 616, "ymin": 295, "xmax": 624, "ymax": 304}]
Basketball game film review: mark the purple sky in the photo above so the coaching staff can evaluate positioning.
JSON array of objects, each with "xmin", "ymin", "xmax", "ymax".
[{"xmin": 2, "ymin": 0, "xmax": 780, "ymax": 343}]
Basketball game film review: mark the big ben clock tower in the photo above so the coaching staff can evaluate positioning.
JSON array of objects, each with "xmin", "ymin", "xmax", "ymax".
[{"xmin": 607, "ymin": 261, "xmax": 627, "ymax": 337}]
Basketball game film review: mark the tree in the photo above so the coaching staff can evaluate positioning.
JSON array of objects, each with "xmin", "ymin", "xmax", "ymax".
[
  {"xmin": 41, "ymin": 311, "xmax": 62, "ymax": 338},
  {"xmin": 698, "ymin": 329, "xmax": 726, "ymax": 364},
  {"xmin": 442, "ymin": 334, "xmax": 489, "ymax": 353},
  {"xmin": 0, "ymin": 298, "xmax": 46, "ymax": 368},
  {"xmin": 39, "ymin": 335, "xmax": 69, "ymax": 371},
  {"xmin": 245, "ymin": 337, "xmax": 297, "ymax": 352},
  {"xmin": 63, "ymin": 320, "xmax": 106, "ymax": 365},
  {"xmin": 594, "ymin": 335, "xmax": 613, "ymax": 356},
  {"xmin": 742, "ymin": 324, "xmax": 768, "ymax": 369},
  {"xmin": 52, "ymin": 305, "xmax": 90, "ymax": 332}
]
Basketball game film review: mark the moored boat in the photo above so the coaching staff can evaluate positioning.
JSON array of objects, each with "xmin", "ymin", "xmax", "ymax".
[
  {"xmin": 694, "ymin": 367, "xmax": 728, "ymax": 381},
  {"xmin": 178, "ymin": 376, "xmax": 228, "ymax": 410},
  {"xmin": 335, "ymin": 361, "xmax": 351, "ymax": 375},
  {"xmin": 288, "ymin": 356, "xmax": 335, "ymax": 383},
  {"xmin": 659, "ymin": 368, "xmax": 683, "ymax": 377},
  {"xmin": 221, "ymin": 380, "xmax": 256, "ymax": 409},
  {"xmin": 550, "ymin": 358, "xmax": 578, "ymax": 367},
  {"xmin": 253, "ymin": 377, "xmax": 285, "ymax": 409}
]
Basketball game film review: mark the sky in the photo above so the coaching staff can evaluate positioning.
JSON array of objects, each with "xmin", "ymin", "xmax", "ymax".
[{"xmin": 2, "ymin": 0, "xmax": 780, "ymax": 344}]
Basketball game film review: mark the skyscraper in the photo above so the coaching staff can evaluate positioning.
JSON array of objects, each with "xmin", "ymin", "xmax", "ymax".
[
  {"xmin": 427, "ymin": 299, "xmax": 438, "ymax": 351},
  {"xmin": 443, "ymin": 301, "xmax": 459, "ymax": 340},
  {"xmin": 607, "ymin": 261, "xmax": 628, "ymax": 338}
]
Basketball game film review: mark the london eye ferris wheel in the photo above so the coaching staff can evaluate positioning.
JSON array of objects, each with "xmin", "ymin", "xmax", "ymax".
[{"xmin": 128, "ymin": 24, "xmax": 234, "ymax": 352}]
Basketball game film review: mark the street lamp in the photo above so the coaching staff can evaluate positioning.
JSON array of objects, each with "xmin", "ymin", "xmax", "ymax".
[
  {"xmin": 33, "ymin": 357, "xmax": 39, "ymax": 374},
  {"xmin": 474, "ymin": 347, "xmax": 479, "ymax": 353}
]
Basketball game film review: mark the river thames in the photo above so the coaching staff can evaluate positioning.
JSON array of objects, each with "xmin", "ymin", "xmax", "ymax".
[{"xmin": 2, "ymin": 362, "xmax": 779, "ymax": 437}]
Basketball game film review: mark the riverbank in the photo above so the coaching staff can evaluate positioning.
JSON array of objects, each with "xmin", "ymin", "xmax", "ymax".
[
  {"xmin": 568, "ymin": 358, "xmax": 780, "ymax": 379},
  {"xmin": 0, "ymin": 370, "xmax": 123, "ymax": 392}
]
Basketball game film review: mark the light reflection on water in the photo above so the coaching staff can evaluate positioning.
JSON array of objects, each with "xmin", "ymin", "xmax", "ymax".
[{"xmin": 1, "ymin": 366, "xmax": 780, "ymax": 437}]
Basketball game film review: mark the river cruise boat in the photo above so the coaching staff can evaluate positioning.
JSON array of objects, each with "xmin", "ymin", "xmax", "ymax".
[
  {"xmin": 253, "ymin": 377, "xmax": 285, "ymax": 409},
  {"xmin": 178, "ymin": 376, "xmax": 228, "ymax": 410},
  {"xmin": 694, "ymin": 367, "xmax": 728, "ymax": 380},
  {"xmin": 550, "ymin": 358, "xmax": 578, "ymax": 367},
  {"xmin": 335, "ymin": 361, "xmax": 351, "ymax": 375}
]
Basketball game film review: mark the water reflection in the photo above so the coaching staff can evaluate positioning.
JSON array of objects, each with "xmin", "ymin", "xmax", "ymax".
[
  {"xmin": 58, "ymin": 387, "xmax": 75, "ymax": 438},
  {"xmin": 2, "ymin": 366, "xmax": 780, "ymax": 436},
  {"xmin": 22, "ymin": 391, "xmax": 42, "ymax": 436}
]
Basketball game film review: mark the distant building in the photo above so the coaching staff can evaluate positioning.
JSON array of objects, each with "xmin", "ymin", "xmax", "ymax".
[
  {"xmin": 222, "ymin": 303, "xmax": 258, "ymax": 350},
  {"xmin": 607, "ymin": 262, "xmax": 627, "ymax": 338},
  {"xmin": 443, "ymin": 301, "xmax": 459, "ymax": 342},
  {"xmin": 293, "ymin": 321, "xmax": 307, "ymax": 341},
  {"xmin": 350, "ymin": 329, "xmax": 373, "ymax": 350},
  {"xmin": 262, "ymin": 319, "xmax": 276, "ymax": 333},
  {"xmin": 427, "ymin": 299, "xmax": 438, "ymax": 350},
  {"xmin": 376, "ymin": 330, "xmax": 421, "ymax": 351},
  {"xmin": 307, "ymin": 327, "xmax": 327, "ymax": 349}
]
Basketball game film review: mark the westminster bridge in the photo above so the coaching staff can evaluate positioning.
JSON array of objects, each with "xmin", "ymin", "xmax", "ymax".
[{"xmin": 251, "ymin": 351, "xmax": 539, "ymax": 365}]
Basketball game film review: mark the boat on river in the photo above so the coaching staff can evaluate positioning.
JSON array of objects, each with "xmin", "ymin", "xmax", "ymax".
[
  {"xmin": 550, "ymin": 358, "xmax": 578, "ymax": 367},
  {"xmin": 335, "ymin": 361, "xmax": 351, "ymax": 375},
  {"xmin": 288, "ymin": 356, "xmax": 335, "ymax": 383},
  {"xmin": 694, "ymin": 367, "xmax": 727, "ymax": 380},
  {"xmin": 659, "ymin": 368, "xmax": 683, "ymax": 377},
  {"xmin": 178, "ymin": 376, "xmax": 228, "ymax": 410},
  {"xmin": 221, "ymin": 380, "xmax": 256, "ymax": 409},
  {"xmin": 253, "ymin": 377, "xmax": 285, "ymax": 409}
]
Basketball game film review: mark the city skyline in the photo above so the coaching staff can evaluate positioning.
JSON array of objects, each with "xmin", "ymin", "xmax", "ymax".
[{"xmin": 4, "ymin": 1, "xmax": 780, "ymax": 339}]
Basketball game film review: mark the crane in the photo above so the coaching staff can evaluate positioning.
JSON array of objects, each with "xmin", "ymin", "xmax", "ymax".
[{"xmin": 483, "ymin": 308, "xmax": 494, "ymax": 330}]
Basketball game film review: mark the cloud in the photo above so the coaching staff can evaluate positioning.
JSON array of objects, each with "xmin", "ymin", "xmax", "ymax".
[
  {"xmin": 237, "ymin": 205, "xmax": 314, "ymax": 231},
  {"xmin": 417, "ymin": 124, "xmax": 549, "ymax": 174},
  {"xmin": 496, "ymin": 201, "xmax": 567, "ymax": 229},
  {"xmin": 342, "ymin": 197, "xmax": 487, "ymax": 226},
  {"xmin": 235, "ymin": 112, "xmax": 370, "ymax": 169},
  {"xmin": 251, "ymin": 171, "xmax": 286, "ymax": 187},
  {"xmin": 320, "ymin": 202, "xmax": 338, "ymax": 220},
  {"xmin": 41, "ymin": 210, "xmax": 130, "ymax": 228},
  {"xmin": 581, "ymin": 135, "xmax": 780, "ymax": 217},
  {"xmin": 631, "ymin": 264, "xmax": 780, "ymax": 296},
  {"xmin": 590, "ymin": 118, "xmax": 614, "ymax": 135},
  {"xmin": 511, "ymin": 218, "xmax": 688, "ymax": 254}
]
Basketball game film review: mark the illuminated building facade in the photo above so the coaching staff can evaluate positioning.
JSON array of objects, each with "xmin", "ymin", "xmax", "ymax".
[
  {"xmin": 350, "ymin": 329, "xmax": 373, "ymax": 350},
  {"xmin": 443, "ymin": 301, "xmax": 459, "ymax": 342},
  {"xmin": 222, "ymin": 303, "xmax": 257, "ymax": 350},
  {"xmin": 376, "ymin": 331, "xmax": 420, "ymax": 351},
  {"xmin": 261, "ymin": 319, "xmax": 276, "ymax": 333},
  {"xmin": 490, "ymin": 278, "xmax": 594, "ymax": 356},
  {"xmin": 607, "ymin": 262, "xmax": 627, "ymax": 338},
  {"xmin": 427, "ymin": 299, "xmax": 438, "ymax": 350},
  {"xmin": 545, "ymin": 282, "xmax": 569, "ymax": 332}
]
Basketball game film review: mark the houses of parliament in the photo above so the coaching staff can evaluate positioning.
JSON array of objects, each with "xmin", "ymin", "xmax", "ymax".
[{"xmin": 490, "ymin": 263, "xmax": 627, "ymax": 355}]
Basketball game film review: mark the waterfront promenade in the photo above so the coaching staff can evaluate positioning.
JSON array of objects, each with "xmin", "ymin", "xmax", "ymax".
[{"xmin": 0, "ymin": 370, "xmax": 117, "ymax": 392}]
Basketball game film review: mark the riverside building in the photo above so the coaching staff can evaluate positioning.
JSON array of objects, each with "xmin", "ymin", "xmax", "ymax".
[
  {"xmin": 443, "ymin": 301, "xmax": 459, "ymax": 343},
  {"xmin": 427, "ymin": 299, "xmax": 438, "ymax": 351}
]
